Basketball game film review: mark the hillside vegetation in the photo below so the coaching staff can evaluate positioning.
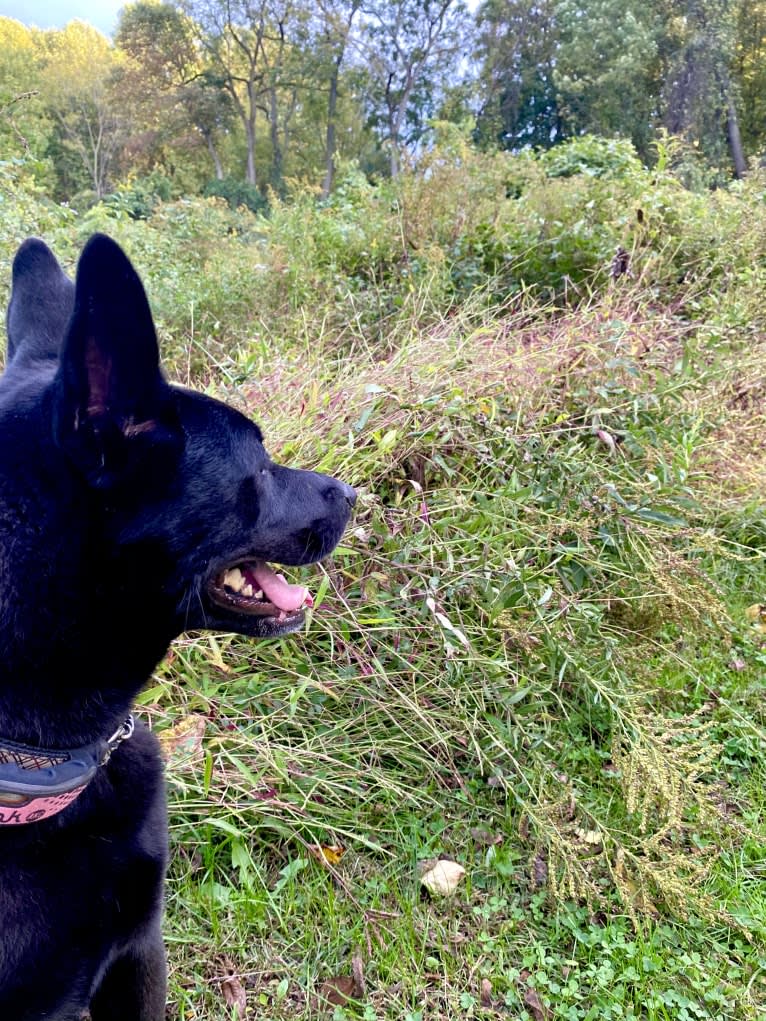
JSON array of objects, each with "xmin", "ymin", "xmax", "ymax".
[{"xmin": 1, "ymin": 137, "xmax": 766, "ymax": 1019}]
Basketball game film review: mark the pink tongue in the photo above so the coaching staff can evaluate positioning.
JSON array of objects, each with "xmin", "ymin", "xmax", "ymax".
[{"xmin": 251, "ymin": 563, "xmax": 312, "ymax": 612}]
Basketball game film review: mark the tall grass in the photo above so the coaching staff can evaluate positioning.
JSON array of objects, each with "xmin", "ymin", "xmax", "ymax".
[{"xmin": 1, "ymin": 137, "xmax": 765, "ymax": 1017}]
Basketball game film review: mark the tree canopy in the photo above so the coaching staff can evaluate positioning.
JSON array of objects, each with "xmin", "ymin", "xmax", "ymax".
[{"xmin": 1, "ymin": 0, "xmax": 764, "ymax": 207}]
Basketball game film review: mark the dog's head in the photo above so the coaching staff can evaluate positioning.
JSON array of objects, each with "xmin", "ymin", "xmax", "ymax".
[{"xmin": 5, "ymin": 234, "xmax": 355, "ymax": 644}]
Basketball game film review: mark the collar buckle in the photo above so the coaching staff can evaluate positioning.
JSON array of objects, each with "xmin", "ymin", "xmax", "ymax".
[{"xmin": 101, "ymin": 714, "xmax": 135, "ymax": 765}]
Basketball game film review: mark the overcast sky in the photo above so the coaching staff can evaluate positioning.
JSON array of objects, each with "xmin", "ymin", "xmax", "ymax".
[
  {"xmin": 1, "ymin": 0, "xmax": 125, "ymax": 36},
  {"xmin": 2, "ymin": 0, "xmax": 480, "ymax": 40}
]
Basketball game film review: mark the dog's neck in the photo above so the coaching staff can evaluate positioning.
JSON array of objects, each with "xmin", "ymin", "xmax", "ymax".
[
  {"xmin": 0, "ymin": 670, "xmax": 137, "ymax": 750},
  {"xmin": 0, "ymin": 622, "xmax": 171, "ymax": 749},
  {"xmin": 0, "ymin": 515, "xmax": 176, "ymax": 748}
]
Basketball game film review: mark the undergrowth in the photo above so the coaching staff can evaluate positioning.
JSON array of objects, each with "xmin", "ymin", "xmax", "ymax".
[
  {"xmin": 148, "ymin": 292, "xmax": 766, "ymax": 1018},
  {"xmin": 1, "ymin": 137, "xmax": 765, "ymax": 1018}
]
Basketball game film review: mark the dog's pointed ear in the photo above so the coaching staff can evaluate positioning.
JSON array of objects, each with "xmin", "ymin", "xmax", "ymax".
[
  {"xmin": 54, "ymin": 234, "xmax": 179, "ymax": 486},
  {"xmin": 6, "ymin": 238, "xmax": 75, "ymax": 365}
]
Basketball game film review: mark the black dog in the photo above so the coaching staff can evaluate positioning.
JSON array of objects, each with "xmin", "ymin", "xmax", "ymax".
[{"xmin": 0, "ymin": 234, "xmax": 355, "ymax": 1019}]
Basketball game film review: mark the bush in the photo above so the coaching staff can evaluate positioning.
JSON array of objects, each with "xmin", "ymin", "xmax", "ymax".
[
  {"xmin": 102, "ymin": 172, "xmax": 174, "ymax": 221},
  {"xmin": 541, "ymin": 134, "xmax": 646, "ymax": 179},
  {"xmin": 202, "ymin": 177, "xmax": 268, "ymax": 215}
]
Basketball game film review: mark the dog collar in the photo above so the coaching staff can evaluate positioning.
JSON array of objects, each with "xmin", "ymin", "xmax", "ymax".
[{"xmin": 0, "ymin": 715, "xmax": 134, "ymax": 826}]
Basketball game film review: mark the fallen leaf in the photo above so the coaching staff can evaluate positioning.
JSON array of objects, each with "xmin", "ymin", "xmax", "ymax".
[
  {"xmin": 596, "ymin": 429, "xmax": 617, "ymax": 455},
  {"xmin": 480, "ymin": 978, "xmax": 493, "ymax": 1007},
  {"xmin": 745, "ymin": 604, "xmax": 766, "ymax": 633},
  {"xmin": 221, "ymin": 970, "xmax": 247, "ymax": 1018},
  {"xmin": 317, "ymin": 976, "xmax": 357, "ymax": 1008},
  {"xmin": 308, "ymin": 843, "xmax": 346, "ymax": 866},
  {"xmin": 575, "ymin": 827, "xmax": 603, "ymax": 846},
  {"xmin": 520, "ymin": 977, "xmax": 548, "ymax": 1021},
  {"xmin": 351, "ymin": 951, "xmax": 365, "ymax": 997},
  {"xmin": 315, "ymin": 953, "xmax": 365, "ymax": 1011},
  {"xmin": 157, "ymin": 716, "xmax": 206, "ymax": 769},
  {"xmin": 518, "ymin": 814, "xmax": 530, "ymax": 842},
  {"xmin": 420, "ymin": 859, "xmax": 466, "ymax": 897},
  {"xmin": 531, "ymin": 851, "xmax": 548, "ymax": 889},
  {"xmin": 252, "ymin": 785, "xmax": 278, "ymax": 801},
  {"xmin": 426, "ymin": 596, "xmax": 471, "ymax": 648}
]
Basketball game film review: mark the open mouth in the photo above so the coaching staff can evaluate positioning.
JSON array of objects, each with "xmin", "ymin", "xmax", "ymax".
[{"xmin": 207, "ymin": 560, "xmax": 314, "ymax": 628}]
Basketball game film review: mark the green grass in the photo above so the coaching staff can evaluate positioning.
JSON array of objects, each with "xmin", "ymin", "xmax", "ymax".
[
  {"xmin": 1, "ymin": 145, "xmax": 766, "ymax": 1019},
  {"xmin": 136, "ymin": 290, "xmax": 766, "ymax": 1020}
]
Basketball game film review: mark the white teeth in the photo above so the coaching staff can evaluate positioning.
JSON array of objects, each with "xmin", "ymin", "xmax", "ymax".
[
  {"xmin": 223, "ymin": 568, "xmax": 245, "ymax": 592},
  {"xmin": 221, "ymin": 570, "xmax": 266, "ymax": 600}
]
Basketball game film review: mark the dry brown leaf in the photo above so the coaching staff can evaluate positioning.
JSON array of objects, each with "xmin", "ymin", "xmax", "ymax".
[
  {"xmin": 519, "ymin": 814, "xmax": 530, "ymax": 842},
  {"xmin": 531, "ymin": 851, "xmax": 548, "ymax": 889},
  {"xmin": 315, "ymin": 953, "xmax": 365, "ymax": 1012},
  {"xmin": 480, "ymin": 977, "xmax": 493, "ymax": 1008},
  {"xmin": 520, "ymin": 974, "xmax": 548, "ymax": 1021},
  {"xmin": 156, "ymin": 716, "xmax": 206, "ymax": 769},
  {"xmin": 352, "ymin": 951, "xmax": 365, "ymax": 997},
  {"xmin": 316, "ymin": 976, "xmax": 359, "ymax": 1009},
  {"xmin": 470, "ymin": 827, "xmax": 503, "ymax": 847},
  {"xmin": 420, "ymin": 859, "xmax": 466, "ymax": 897},
  {"xmin": 221, "ymin": 970, "xmax": 247, "ymax": 1018}
]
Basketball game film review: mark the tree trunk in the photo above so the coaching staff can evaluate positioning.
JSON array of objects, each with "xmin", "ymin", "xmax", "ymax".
[
  {"xmin": 322, "ymin": 60, "xmax": 340, "ymax": 198},
  {"xmin": 388, "ymin": 108, "xmax": 401, "ymax": 177},
  {"xmin": 389, "ymin": 138, "xmax": 400, "ymax": 178},
  {"xmin": 240, "ymin": 76, "xmax": 256, "ymax": 185},
  {"xmin": 268, "ymin": 83, "xmax": 283, "ymax": 193},
  {"xmin": 725, "ymin": 89, "xmax": 747, "ymax": 179},
  {"xmin": 204, "ymin": 130, "xmax": 224, "ymax": 179},
  {"xmin": 245, "ymin": 114, "xmax": 257, "ymax": 185}
]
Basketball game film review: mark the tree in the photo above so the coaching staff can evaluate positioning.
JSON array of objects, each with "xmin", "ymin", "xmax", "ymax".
[
  {"xmin": 116, "ymin": 1, "xmax": 233, "ymax": 182},
  {"xmin": 733, "ymin": 0, "xmax": 766, "ymax": 162},
  {"xmin": 261, "ymin": 2, "xmax": 313, "ymax": 193},
  {"xmin": 554, "ymin": 0, "xmax": 659, "ymax": 160},
  {"xmin": 315, "ymin": 0, "xmax": 363, "ymax": 196},
  {"xmin": 39, "ymin": 22, "xmax": 124, "ymax": 200},
  {"xmin": 475, "ymin": 0, "xmax": 660, "ymax": 160},
  {"xmin": 475, "ymin": 0, "xmax": 561, "ymax": 151},
  {"xmin": 0, "ymin": 17, "xmax": 55, "ymax": 188},
  {"xmin": 661, "ymin": 0, "xmax": 747, "ymax": 178},
  {"xmin": 183, "ymin": 0, "xmax": 296, "ymax": 188},
  {"xmin": 357, "ymin": 0, "xmax": 469, "ymax": 177}
]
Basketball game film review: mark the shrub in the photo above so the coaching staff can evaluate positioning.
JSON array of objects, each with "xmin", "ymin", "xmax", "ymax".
[
  {"xmin": 203, "ymin": 176, "xmax": 268, "ymax": 215},
  {"xmin": 102, "ymin": 172, "xmax": 174, "ymax": 221}
]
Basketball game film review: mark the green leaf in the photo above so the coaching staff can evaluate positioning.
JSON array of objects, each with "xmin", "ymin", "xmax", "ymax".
[{"xmin": 634, "ymin": 508, "xmax": 687, "ymax": 527}]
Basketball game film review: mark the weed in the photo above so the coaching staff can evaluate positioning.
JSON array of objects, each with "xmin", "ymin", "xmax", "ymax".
[{"xmin": 1, "ymin": 142, "xmax": 765, "ymax": 1018}]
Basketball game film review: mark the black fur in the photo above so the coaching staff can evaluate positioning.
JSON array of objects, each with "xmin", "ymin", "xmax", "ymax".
[{"xmin": 0, "ymin": 234, "xmax": 355, "ymax": 1019}]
